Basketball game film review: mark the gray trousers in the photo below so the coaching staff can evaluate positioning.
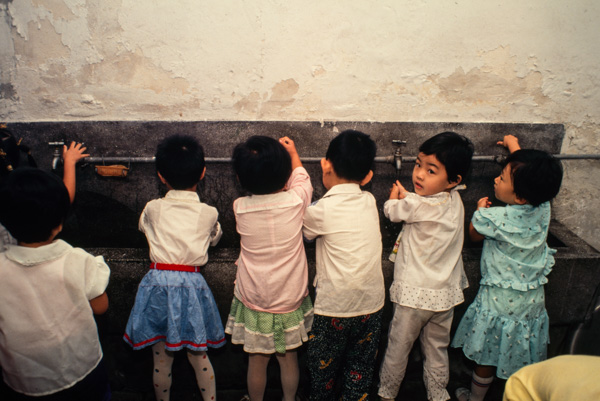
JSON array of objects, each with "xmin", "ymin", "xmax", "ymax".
[{"xmin": 378, "ymin": 304, "xmax": 453, "ymax": 401}]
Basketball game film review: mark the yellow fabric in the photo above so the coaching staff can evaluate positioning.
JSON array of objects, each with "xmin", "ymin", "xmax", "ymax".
[{"xmin": 503, "ymin": 355, "xmax": 600, "ymax": 401}]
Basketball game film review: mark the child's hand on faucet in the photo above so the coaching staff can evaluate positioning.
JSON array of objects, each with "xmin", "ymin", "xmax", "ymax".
[{"xmin": 63, "ymin": 141, "xmax": 89, "ymax": 166}]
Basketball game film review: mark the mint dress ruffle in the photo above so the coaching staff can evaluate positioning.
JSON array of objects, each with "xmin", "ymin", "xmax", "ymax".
[{"xmin": 452, "ymin": 202, "xmax": 555, "ymax": 379}]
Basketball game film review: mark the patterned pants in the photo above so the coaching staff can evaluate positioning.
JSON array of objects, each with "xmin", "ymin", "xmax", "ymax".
[
  {"xmin": 378, "ymin": 304, "xmax": 453, "ymax": 401},
  {"xmin": 307, "ymin": 309, "xmax": 383, "ymax": 401}
]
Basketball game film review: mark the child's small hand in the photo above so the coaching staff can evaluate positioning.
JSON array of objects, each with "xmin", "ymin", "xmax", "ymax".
[
  {"xmin": 497, "ymin": 135, "xmax": 521, "ymax": 153},
  {"xmin": 63, "ymin": 141, "xmax": 89, "ymax": 165},
  {"xmin": 279, "ymin": 136, "xmax": 302, "ymax": 169},
  {"xmin": 279, "ymin": 137, "xmax": 297, "ymax": 155},
  {"xmin": 389, "ymin": 180, "xmax": 408, "ymax": 200},
  {"xmin": 477, "ymin": 196, "xmax": 491, "ymax": 210}
]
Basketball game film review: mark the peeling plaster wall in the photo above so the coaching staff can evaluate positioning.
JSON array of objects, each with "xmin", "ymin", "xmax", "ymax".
[{"xmin": 1, "ymin": 0, "xmax": 600, "ymax": 249}]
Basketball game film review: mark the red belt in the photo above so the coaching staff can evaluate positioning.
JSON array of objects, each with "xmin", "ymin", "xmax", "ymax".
[{"xmin": 150, "ymin": 262, "xmax": 202, "ymax": 273}]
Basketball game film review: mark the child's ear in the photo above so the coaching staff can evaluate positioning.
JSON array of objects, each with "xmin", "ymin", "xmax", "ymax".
[
  {"xmin": 157, "ymin": 172, "xmax": 167, "ymax": 184},
  {"xmin": 50, "ymin": 223, "xmax": 63, "ymax": 240},
  {"xmin": 360, "ymin": 170, "xmax": 374, "ymax": 186},
  {"xmin": 446, "ymin": 174, "xmax": 462, "ymax": 190},
  {"xmin": 515, "ymin": 195, "xmax": 528, "ymax": 205},
  {"xmin": 200, "ymin": 167, "xmax": 206, "ymax": 180},
  {"xmin": 320, "ymin": 158, "xmax": 332, "ymax": 173}
]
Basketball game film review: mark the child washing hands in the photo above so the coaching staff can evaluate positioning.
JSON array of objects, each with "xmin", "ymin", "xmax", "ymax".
[
  {"xmin": 377, "ymin": 132, "xmax": 474, "ymax": 401},
  {"xmin": 0, "ymin": 133, "xmax": 89, "ymax": 248},
  {"xmin": 226, "ymin": 136, "xmax": 313, "ymax": 401},
  {"xmin": 451, "ymin": 135, "xmax": 563, "ymax": 401},
  {"xmin": 124, "ymin": 135, "xmax": 225, "ymax": 401}
]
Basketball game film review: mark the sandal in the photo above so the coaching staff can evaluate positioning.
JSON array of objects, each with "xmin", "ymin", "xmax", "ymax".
[{"xmin": 455, "ymin": 387, "xmax": 471, "ymax": 401}]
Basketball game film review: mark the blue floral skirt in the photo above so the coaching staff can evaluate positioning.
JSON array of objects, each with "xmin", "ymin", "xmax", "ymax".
[
  {"xmin": 451, "ymin": 285, "xmax": 549, "ymax": 379},
  {"xmin": 124, "ymin": 270, "xmax": 225, "ymax": 352}
]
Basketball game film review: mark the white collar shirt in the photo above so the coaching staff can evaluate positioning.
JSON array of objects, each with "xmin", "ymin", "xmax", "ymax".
[
  {"xmin": 303, "ymin": 183, "xmax": 385, "ymax": 317},
  {"xmin": 384, "ymin": 189, "xmax": 468, "ymax": 311},
  {"xmin": 139, "ymin": 190, "xmax": 222, "ymax": 266},
  {"xmin": 0, "ymin": 240, "xmax": 110, "ymax": 396}
]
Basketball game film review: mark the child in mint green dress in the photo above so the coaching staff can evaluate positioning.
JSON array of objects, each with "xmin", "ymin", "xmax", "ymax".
[{"xmin": 451, "ymin": 135, "xmax": 563, "ymax": 401}]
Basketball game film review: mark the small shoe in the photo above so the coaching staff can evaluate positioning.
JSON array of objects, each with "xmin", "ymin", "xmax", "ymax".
[
  {"xmin": 455, "ymin": 387, "xmax": 471, "ymax": 401},
  {"xmin": 240, "ymin": 395, "xmax": 251, "ymax": 401}
]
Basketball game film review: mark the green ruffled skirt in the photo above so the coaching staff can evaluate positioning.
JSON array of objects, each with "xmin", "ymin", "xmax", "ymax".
[{"xmin": 225, "ymin": 295, "xmax": 313, "ymax": 354}]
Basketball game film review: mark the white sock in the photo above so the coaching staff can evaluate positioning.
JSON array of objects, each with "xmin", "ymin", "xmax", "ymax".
[{"xmin": 469, "ymin": 372, "xmax": 494, "ymax": 401}]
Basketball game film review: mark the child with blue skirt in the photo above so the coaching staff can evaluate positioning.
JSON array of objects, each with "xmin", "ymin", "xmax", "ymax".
[
  {"xmin": 452, "ymin": 135, "xmax": 563, "ymax": 401},
  {"xmin": 124, "ymin": 135, "xmax": 225, "ymax": 401}
]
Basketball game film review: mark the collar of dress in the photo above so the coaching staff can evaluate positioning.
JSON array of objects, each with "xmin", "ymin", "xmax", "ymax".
[
  {"xmin": 4, "ymin": 239, "xmax": 72, "ymax": 266},
  {"xmin": 322, "ymin": 183, "xmax": 362, "ymax": 198},
  {"xmin": 165, "ymin": 190, "xmax": 200, "ymax": 203}
]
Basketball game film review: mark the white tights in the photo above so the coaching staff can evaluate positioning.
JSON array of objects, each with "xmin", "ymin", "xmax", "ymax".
[{"xmin": 152, "ymin": 342, "xmax": 216, "ymax": 401}]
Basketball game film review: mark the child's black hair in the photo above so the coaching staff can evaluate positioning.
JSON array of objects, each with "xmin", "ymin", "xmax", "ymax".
[
  {"xmin": 325, "ymin": 130, "xmax": 376, "ymax": 182},
  {"xmin": 419, "ymin": 131, "xmax": 474, "ymax": 183},
  {"xmin": 0, "ymin": 126, "xmax": 37, "ymax": 179},
  {"xmin": 232, "ymin": 136, "xmax": 292, "ymax": 195},
  {"xmin": 0, "ymin": 167, "xmax": 70, "ymax": 243},
  {"xmin": 155, "ymin": 135, "xmax": 205, "ymax": 190},
  {"xmin": 504, "ymin": 149, "xmax": 563, "ymax": 206}
]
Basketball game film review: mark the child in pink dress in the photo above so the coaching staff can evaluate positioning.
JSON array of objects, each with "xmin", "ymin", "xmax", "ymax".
[{"xmin": 225, "ymin": 136, "xmax": 313, "ymax": 401}]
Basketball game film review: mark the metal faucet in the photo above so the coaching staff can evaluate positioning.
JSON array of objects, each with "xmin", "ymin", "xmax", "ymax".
[
  {"xmin": 392, "ymin": 140, "xmax": 406, "ymax": 177},
  {"xmin": 49, "ymin": 141, "xmax": 65, "ymax": 170}
]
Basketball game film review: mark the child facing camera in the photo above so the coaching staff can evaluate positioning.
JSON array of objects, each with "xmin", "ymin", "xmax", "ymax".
[
  {"xmin": 0, "ymin": 168, "xmax": 111, "ymax": 400},
  {"xmin": 378, "ymin": 131, "xmax": 474, "ymax": 401},
  {"xmin": 451, "ymin": 135, "xmax": 563, "ymax": 401},
  {"xmin": 303, "ymin": 130, "xmax": 386, "ymax": 401},
  {"xmin": 225, "ymin": 136, "xmax": 314, "ymax": 401},
  {"xmin": 123, "ymin": 135, "xmax": 224, "ymax": 401}
]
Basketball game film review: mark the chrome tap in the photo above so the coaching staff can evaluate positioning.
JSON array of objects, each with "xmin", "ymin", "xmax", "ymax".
[
  {"xmin": 392, "ymin": 140, "xmax": 406, "ymax": 177},
  {"xmin": 49, "ymin": 141, "xmax": 65, "ymax": 170}
]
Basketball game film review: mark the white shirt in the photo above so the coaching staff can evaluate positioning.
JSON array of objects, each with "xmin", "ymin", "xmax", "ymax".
[
  {"xmin": 0, "ymin": 240, "xmax": 110, "ymax": 396},
  {"xmin": 384, "ymin": 189, "xmax": 468, "ymax": 311},
  {"xmin": 234, "ymin": 167, "xmax": 312, "ymax": 313},
  {"xmin": 139, "ymin": 190, "xmax": 222, "ymax": 265},
  {"xmin": 303, "ymin": 183, "xmax": 385, "ymax": 317}
]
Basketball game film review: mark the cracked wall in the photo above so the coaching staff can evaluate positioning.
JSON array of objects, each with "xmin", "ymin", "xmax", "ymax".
[{"xmin": 1, "ymin": 0, "xmax": 600, "ymax": 249}]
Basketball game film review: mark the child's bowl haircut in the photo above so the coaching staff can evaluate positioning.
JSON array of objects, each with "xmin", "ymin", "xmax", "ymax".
[
  {"xmin": 326, "ymin": 130, "xmax": 376, "ymax": 181},
  {"xmin": 419, "ymin": 132, "xmax": 474, "ymax": 183},
  {"xmin": 156, "ymin": 135, "xmax": 205, "ymax": 190},
  {"xmin": 0, "ymin": 167, "xmax": 70, "ymax": 243},
  {"xmin": 232, "ymin": 135, "xmax": 292, "ymax": 195},
  {"xmin": 505, "ymin": 149, "xmax": 563, "ymax": 206}
]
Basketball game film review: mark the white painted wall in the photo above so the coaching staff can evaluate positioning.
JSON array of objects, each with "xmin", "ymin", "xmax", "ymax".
[{"xmin": 1, "ymin": 0, "xmax": 599, "ymax": 248}]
